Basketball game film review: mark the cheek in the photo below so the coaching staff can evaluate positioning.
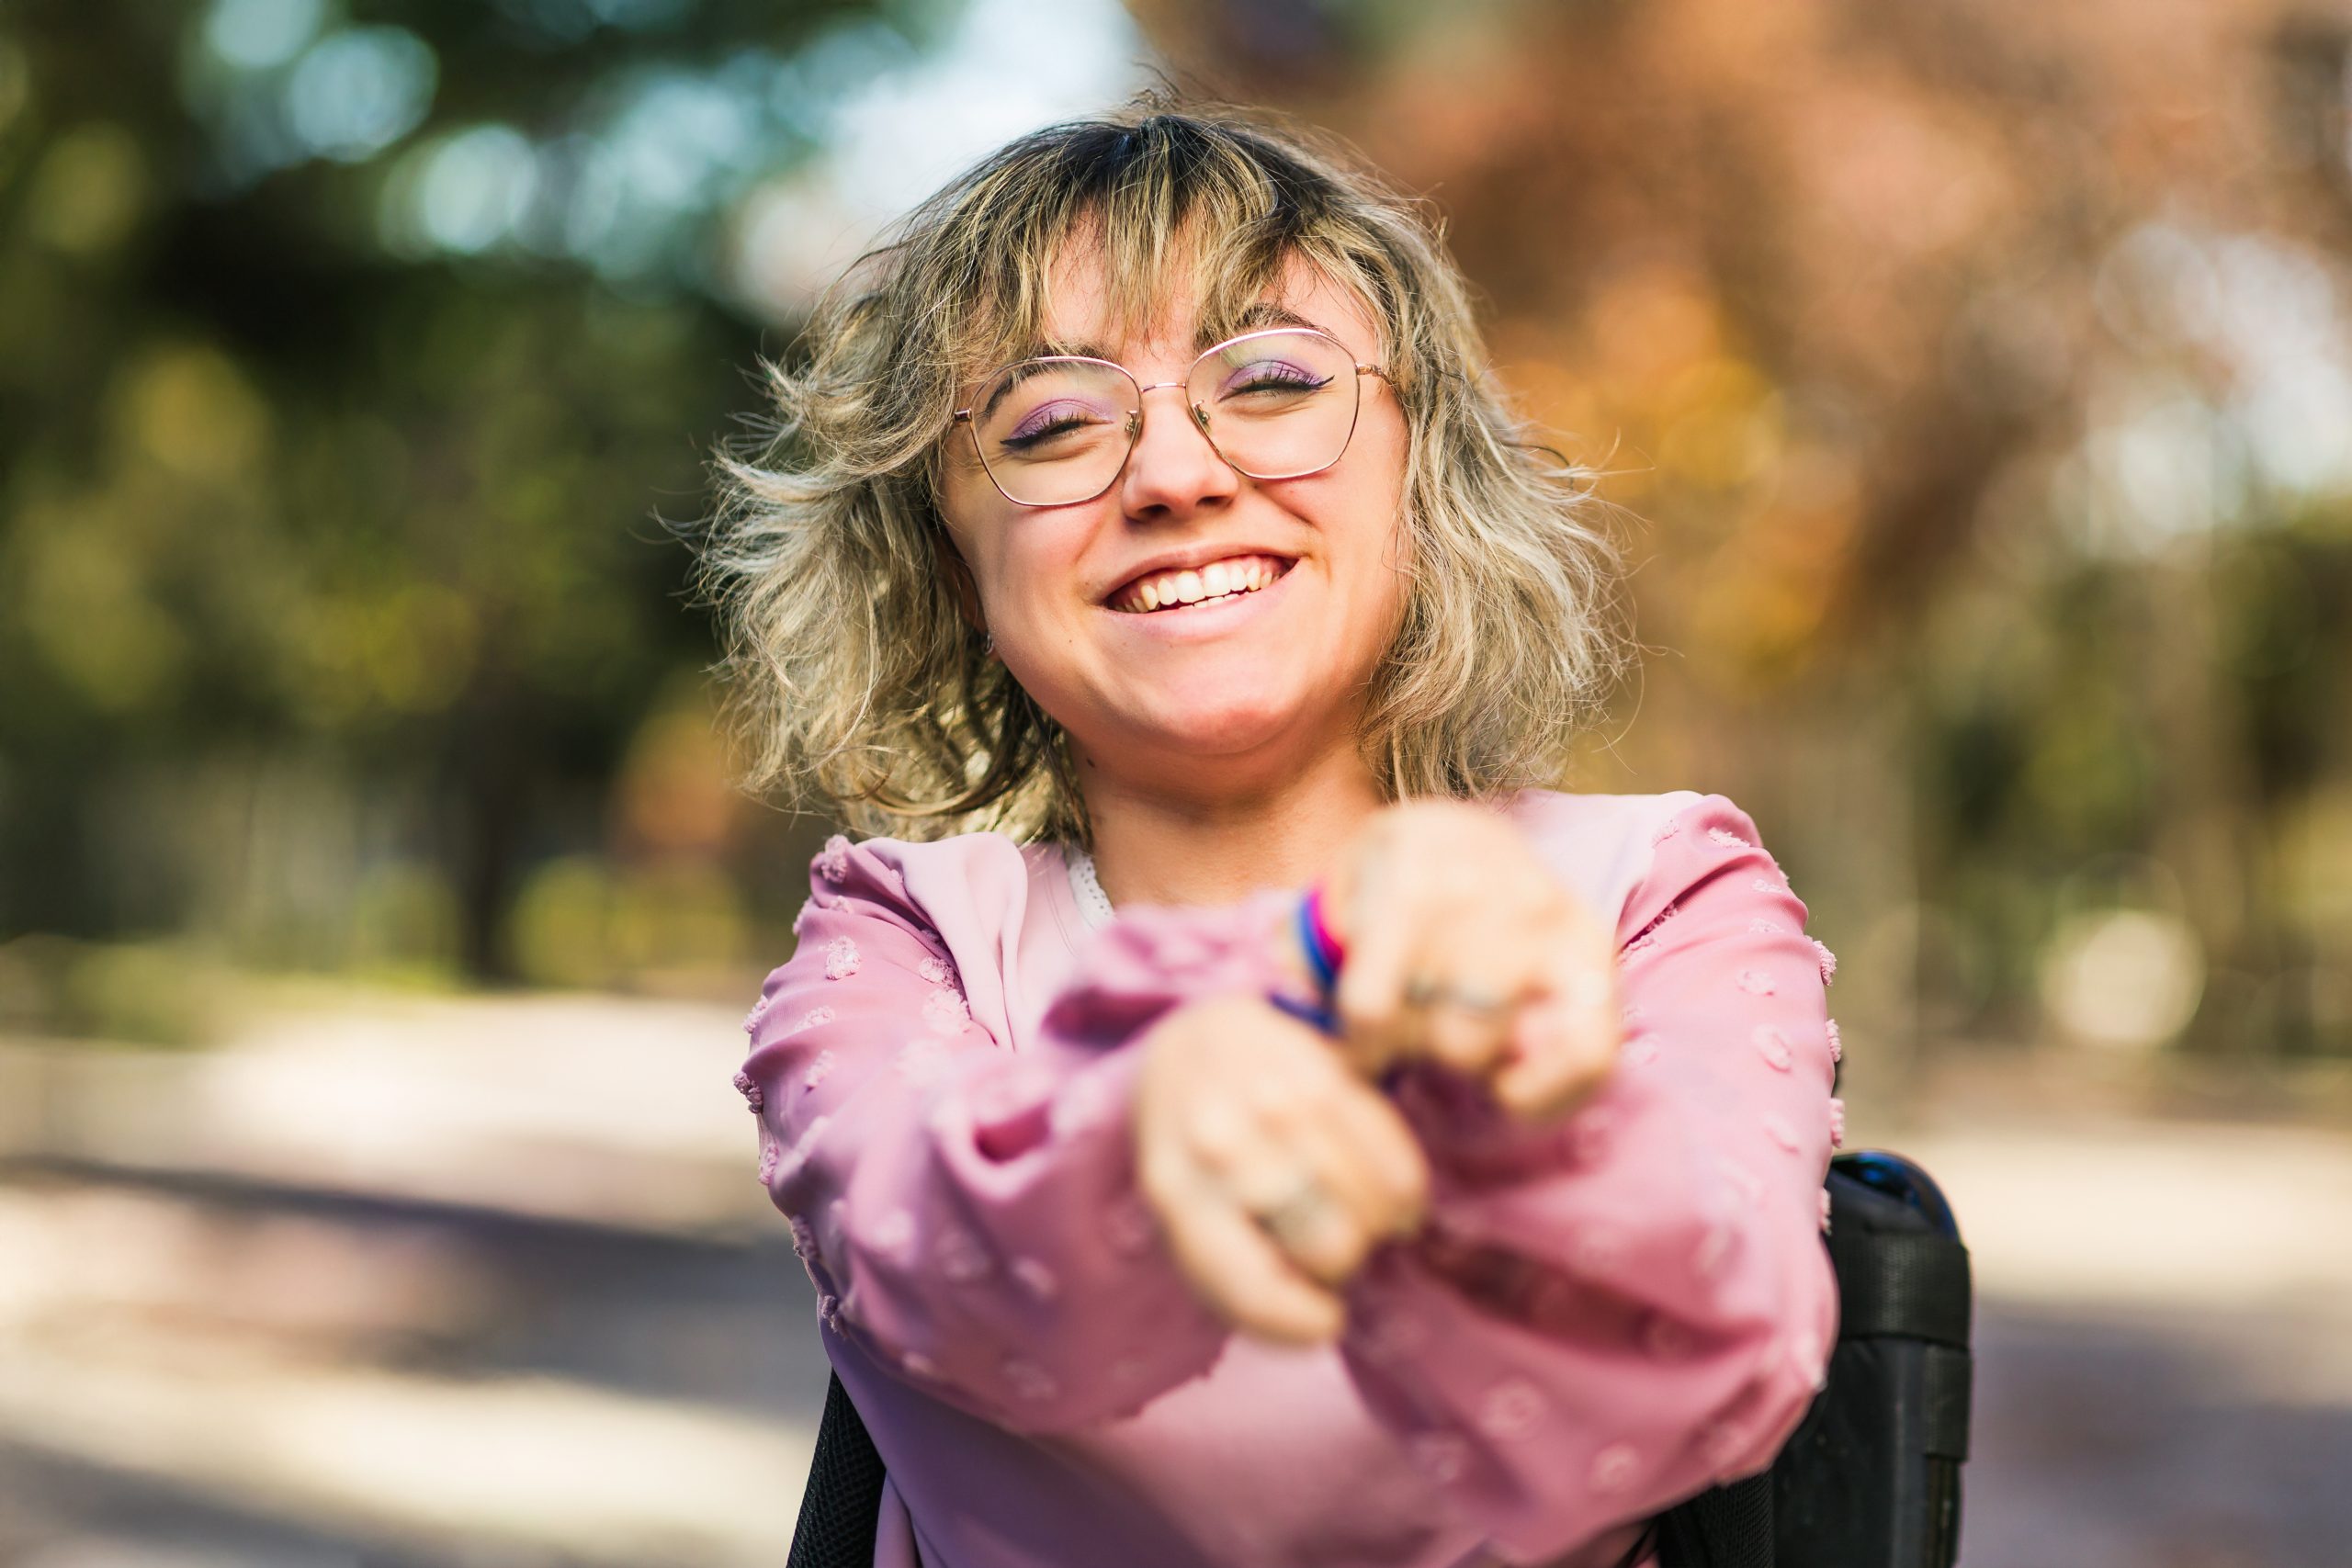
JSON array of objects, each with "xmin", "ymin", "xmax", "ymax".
[
  {"xmin": 939, "ymin": 463, "xmax": 1029, "ymax": 586},
  {"xmin": 944, "ymin": 503, "xmax": 1092, "ymax": 631},
  {"xmin": 1369, "ymin": 407, "xmax": 1412, "ymax": 509},
  {"xmin": 936, "ymin": 455, "xmax": 998, "ymax": 537},
  {"xmin": 1334, "ymin": 413, "xmax": 1412, "ymax": 581},
  {"xmin": 1331, "ymin": 423, "xmax": 1413, "ymax": 662}
]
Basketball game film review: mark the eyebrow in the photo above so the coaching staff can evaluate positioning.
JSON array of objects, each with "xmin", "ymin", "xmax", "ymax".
[
  {"xmin": 968, "ymin": 303, "xmax": 1342, "ymax": 418},
  {"xmin": 975, "ymin": 358, "xmax": 1061, "ymax": 424},
  {"xmin": 1212, "ymin": 302, "xmax": 1326, "ymax": 346}
]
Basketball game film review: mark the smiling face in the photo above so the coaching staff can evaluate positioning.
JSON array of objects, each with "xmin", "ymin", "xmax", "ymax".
[{"xmin": 935, "ymin": 240, "xmax": 1413, "ymax": 802}]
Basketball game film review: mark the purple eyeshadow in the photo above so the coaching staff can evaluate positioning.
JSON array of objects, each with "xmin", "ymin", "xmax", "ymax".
[
  {"xmin": 1004, "ymin": 396, "xmax": 1112, "ymax": 441},
  {"xmin": 1216, "ymin": 358, "xmax": 1325, "ymax": 395}
]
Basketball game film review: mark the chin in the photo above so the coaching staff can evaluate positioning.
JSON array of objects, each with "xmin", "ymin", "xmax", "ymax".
[{"xmin": 1127, "ymin": 682, "xmax": 1320, "ymax": 760}]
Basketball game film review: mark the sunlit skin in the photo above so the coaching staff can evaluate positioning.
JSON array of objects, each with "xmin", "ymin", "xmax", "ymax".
[
  {"xmin": 935, "ymin": 240, "xmax": 1623, "ymax": 1346},
  {"xmin": 936, "ymin": 248, "xmax": 1411, "ymax": 911}
]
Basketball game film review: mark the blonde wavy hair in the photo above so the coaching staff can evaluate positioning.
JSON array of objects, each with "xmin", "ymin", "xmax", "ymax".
[{"xmin": 698, "ymin": 99, "xmax": 1628, "ymax": 847}]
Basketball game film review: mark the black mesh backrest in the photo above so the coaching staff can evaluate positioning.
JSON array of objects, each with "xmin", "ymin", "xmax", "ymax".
[
  {"xmin": 1655, "ymin": 1472, "xmax": 1775, "ymax": 1568},
  {"xmin": 787, "ymin": 1371, "xmax": 888, "ymax": 1568}
]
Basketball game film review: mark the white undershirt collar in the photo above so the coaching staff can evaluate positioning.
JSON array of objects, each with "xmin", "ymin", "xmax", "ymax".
[{"xmin": 1065, "ymin": 847, "xmax": 1114, "ymax": 931}]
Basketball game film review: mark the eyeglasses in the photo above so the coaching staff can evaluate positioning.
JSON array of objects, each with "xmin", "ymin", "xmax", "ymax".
[{"xmin": 952, "ymin": 327, "xmax": 1391, "ymax": 508}]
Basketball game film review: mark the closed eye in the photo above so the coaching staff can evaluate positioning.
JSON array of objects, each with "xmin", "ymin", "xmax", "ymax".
[
  {"xmin": 1000, "ymin": 401, "xmax": 1116, "ymax": 449},
  {"xmin": 1217, "ymin": 362, "xmax": 1330, "ymax": 398}
]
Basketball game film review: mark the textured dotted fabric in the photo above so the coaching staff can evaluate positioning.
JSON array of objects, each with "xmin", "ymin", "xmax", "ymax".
[{"xmin": 737, "ymin": 792, "xmax": 1841, "ymax": 1568}]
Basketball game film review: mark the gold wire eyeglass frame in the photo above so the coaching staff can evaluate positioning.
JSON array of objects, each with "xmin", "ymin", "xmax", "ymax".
[{"xmin": 950, "ymin": 326, "xmax": 1392, "ymax": 508}]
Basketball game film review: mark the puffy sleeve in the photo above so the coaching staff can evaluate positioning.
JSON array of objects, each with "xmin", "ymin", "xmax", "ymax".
[
  {"xmin": 1336, "ymin": 794, "xmax": 1844, "ymax": 1565},
  {"xmin": 736, "ymin": 835, "xmax": 1297, "ymax": 1435}
]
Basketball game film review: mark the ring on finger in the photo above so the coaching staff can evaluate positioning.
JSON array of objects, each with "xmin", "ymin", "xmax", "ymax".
[
  {"xmin": 1441, "ymin": 981, "xmax": 1511, "ymax": 1014},
  {"xmin": 1249, "ymin": 1169, "xmax": 1338, "ymax": 1252},
  {"xmin": 1403, "ymin": 977, "xmax": 1510, "ymax": 1014}
]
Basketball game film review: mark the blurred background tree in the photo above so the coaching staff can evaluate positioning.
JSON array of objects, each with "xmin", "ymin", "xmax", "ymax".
[
  {"xmin": 3, "ymin": 0, "xmax": 2349, "ymax": 1078},
  {"xmin": 1136, "ymin": 0, "xmax": 2352, "ymax": 1077},
  {"xmin": 0, "ymin": 0, "xmax": 1138, "ymax": 1004}
]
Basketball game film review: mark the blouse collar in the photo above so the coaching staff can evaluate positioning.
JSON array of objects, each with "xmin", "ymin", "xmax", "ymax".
[{"xmin": 1064, "ymin": 847, "xmax": 1114, "ymax": 931}]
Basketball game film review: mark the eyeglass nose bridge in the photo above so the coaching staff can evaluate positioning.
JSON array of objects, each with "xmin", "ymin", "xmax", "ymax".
[{"xmin": 1122, "ymin": 378, "xmax": 1213, "ymax": 440}]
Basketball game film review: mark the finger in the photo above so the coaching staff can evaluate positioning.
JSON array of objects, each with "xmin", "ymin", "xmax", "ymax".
[
  {"xmin": 1493, "ymin": 945, "xmax": 1621, "ymax": 1121},
  {"xmin": 1139, "ymin": 1134, "xmax": 1346, "ymax": 1343},
  {"xmin": 1187, "ymin": 1069, "xmax": 1346, "ymax": 1220},
  {"xmin": 1246, "ymin": 1012, "xmax": 1429, "ymax": 1243},
  {"xmin": 1363, "ymin": 969, "xmax": 1443, "ymax": 1077},
  {"xmin": 1422, "ymin": 998, "xmax": 1510, "ymax": 1078},
  {"xmin": 1417, "ymin": 923, "xmax": 1543, "ymax": 1077},
  {"xmin": 1328, "ymin": 1015, "xmax": 1404, "ymax": 1080},
  {"xmin": 1304, "ymin": 989, "xmax": 1400, "ymax": 1080},
  {"xmin": 1158, "ymin": 1168, "xmax": 1348, "ymax": 1345},
  {"xmin": 1181, "ymin": 1091, "xmax": 1253, "ymax": 1168},
  {"xmin": 1421, "ymin": 963, "xmax": 1531, "ymax": 1077},
  {"xmin": 1551, "ymin": 930, "xmax": 1621, "ymax": 1046},
  {"xmin": 1331, "ymin": 853, "xmax": 1419, "ymax": 1043},
  {"xmin": 1239, "ymin": 1098, "xmax": 1392, "ymax": 1285},
  {"xmin": 1490, "ymin": 999, "xmax": 1608, "ymax": 1121},
  {"xmin": 1315, "ymin": 1079, "xmax": 1433, "ymax": 1237}
]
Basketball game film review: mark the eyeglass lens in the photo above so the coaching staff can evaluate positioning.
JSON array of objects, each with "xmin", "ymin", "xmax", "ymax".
[{"xmin": 969, "ymin": 330, "xmax": 1363, "ymax": 506}]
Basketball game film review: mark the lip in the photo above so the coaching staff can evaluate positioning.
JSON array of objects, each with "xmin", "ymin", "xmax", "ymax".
[
  {"xmin": 1101, "ymin": 547, "xmax": 1298, "ymax": 606},
  {"xmin": 1100, "ymin": 555, "xmax": 1300, "ymax": 640}
]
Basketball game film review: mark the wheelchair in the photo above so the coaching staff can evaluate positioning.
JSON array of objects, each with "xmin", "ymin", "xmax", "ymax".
[{"xmin": 784, "ymin": 1149, "xmax": 1971, "ymax": 1568}]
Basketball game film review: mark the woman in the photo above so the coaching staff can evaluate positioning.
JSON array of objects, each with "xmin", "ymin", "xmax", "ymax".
[{"xmin": 705, "ymin": 103, "xmax": 1842, "ymax": 1568}]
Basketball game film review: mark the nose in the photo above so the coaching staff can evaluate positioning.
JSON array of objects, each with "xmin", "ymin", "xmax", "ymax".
[{"xmin": 1117, "ymin": 381, "xmax": 1238, "ymax": 519}]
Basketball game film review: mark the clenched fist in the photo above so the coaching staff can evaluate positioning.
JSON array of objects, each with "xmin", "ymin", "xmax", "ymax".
[
  {"xmin": 1325, "ymin": 799, "xmax": 1622, "ymax": 1123},
  {"xmin": 1135, "ymin": 994, "xmax": 1430, "ymax": 1346}
]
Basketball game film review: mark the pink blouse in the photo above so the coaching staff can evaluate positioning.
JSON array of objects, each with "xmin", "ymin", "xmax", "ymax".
[{"xmin": 736, "ymin": 789, "xmax": 1844, "ymax": 1568}]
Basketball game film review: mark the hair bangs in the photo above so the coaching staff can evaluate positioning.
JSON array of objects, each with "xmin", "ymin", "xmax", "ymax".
[{"xmin": 934, "ymin": 113, "xmax": 1361, "ymax": 385}]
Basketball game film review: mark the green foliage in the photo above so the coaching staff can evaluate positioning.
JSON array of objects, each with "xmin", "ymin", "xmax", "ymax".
[
  {"xmin": 0, "ymin": 0, "xmax": 927, "ymax": 975},
  {"xmin": 0, "ymin": 934, "xmax": 231, "ymax": 1045}
]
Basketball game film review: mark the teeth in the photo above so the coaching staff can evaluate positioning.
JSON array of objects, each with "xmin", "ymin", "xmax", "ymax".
[{"xmin": 1112, "ymin": 553, "xmax": 1286, "ymax": 614}]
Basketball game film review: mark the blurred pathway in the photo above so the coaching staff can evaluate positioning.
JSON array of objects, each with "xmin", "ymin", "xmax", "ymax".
[
  {"xmin": 0, "ymin": 993, "xmax": 817, "ymax": 1568},
  {"xmin": 1, "ymin": 994, "xmax": 2346, "ymax": 1566},
  {"xmin": 1887, "ymin": 1117, "xmax": 2352, "ymax": 1568}
]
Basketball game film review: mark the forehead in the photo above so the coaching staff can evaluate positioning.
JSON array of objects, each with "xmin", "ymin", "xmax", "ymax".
[{"xmin": 1023, "ymin": 238, "xmax": 1383, "ymax": 364}]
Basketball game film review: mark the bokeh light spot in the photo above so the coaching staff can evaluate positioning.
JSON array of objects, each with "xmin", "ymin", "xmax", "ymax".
[
  {"xmin": 25, "ymin": 124, "xmax": 147, "ymax": 254},
  {"xmin": 413, "ymin": 125, "xmax": 541, "ymax": 254},
  {"xmin": 285, "ymin": 26, "xmax": 437, "ymax": 164},
  {"xmin": 2041, "ymin": 908, "xmax": 2206, "ymax": 1052},
  {"xmin": 204, "ymin": 0, "xmax": 326, "ymax": 71}
]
